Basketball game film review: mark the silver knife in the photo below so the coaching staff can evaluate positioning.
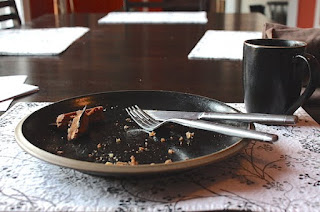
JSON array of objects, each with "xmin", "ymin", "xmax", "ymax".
[{"xmin": 144, "ymin": 110, "xmax": 298, "ymax": 125}]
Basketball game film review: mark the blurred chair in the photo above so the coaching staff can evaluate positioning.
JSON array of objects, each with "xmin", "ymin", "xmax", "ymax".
[
  {"xmin": 267, "ymin": 1, "xmax": 288, "ymax": 24},
  {"xmin": 123, "ymin": 0, "xmax": 210, "ymax": 12},
  {"xmin": 53, "ymin": 0, "xmax": 75, "ymax": 15},
  {"xmin": 249, "ymin": 4, "xmax": 265, "ymax": 15},
  {"xmin": 0, "ymin": 0, "xmax": 21, "ymax": 28}
]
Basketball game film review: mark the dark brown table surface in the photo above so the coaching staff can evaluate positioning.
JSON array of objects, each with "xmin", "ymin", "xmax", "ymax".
[{"xmin": 1, "ymin": 12, "xmax": 319, "ymax": 123}]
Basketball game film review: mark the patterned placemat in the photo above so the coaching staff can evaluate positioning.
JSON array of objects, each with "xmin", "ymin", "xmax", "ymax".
[{"xmin": 0, "ymin": 102, "xmax": 319, "ymax": 211}]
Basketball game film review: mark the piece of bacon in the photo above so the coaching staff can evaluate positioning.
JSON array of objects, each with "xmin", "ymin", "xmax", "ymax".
[
  {"xmin": 54, "ymin": 106, "xmax": 104, "ymax": 141},
  {"xmin": 67, "ymin": 106, "xmax": 89, "ymax": 141},
  {"xmin": 56, "ymin": 106, "xmax": 104, "ymax": 129}
]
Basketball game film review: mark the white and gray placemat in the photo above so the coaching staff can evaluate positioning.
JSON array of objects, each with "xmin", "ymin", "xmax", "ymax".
[
  {"xmin": 188, "ymin": 30, "xmax": 262, "ymax": 60},
  {"xmin": 98, "ymin": 11, "xmax": 208, "ymax": 24},
  {"xmin": 0, "ymin": 27, "xmax": 89, "ymax": 55},
  {"xmin": 0, "ymin": 102, "xmax": 319, "ymax": 211}
]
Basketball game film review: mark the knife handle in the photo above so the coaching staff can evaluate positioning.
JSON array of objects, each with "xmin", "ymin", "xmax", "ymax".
[
  {"xmin": 200, "ymin": 112, "xmax": 298, "ymax": 125},
  {"xmin": 172, "ymin": 119, "xmax": 278, "ymax": 142}
]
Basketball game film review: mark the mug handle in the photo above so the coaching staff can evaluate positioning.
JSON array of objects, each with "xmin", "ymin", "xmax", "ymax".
[{"xmin": 285, "ymin": 53, "xmax": 320, "ymax": 115}]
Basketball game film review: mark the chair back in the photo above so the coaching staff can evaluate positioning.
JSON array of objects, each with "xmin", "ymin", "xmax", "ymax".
[
  {"xmin": 53, "ymin": 0, "xmax": 75, "ymax": 15},
  {"xmin": 0, "ymin": 0, "xmax": 21, "ymax": 28},
  {"xmin": 249, "ymin": 4, "xmax": 265, "ymax": 15},
  {"xmin": 123, "ymin": 0, "xmax": 210, "ymax": 12},
  {"xmin": 267, "ymin": 1, "xmax": 288, "ymax": 25}
]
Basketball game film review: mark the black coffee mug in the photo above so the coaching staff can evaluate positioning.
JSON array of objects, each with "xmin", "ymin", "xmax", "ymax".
[{"xmin": 243, "ymin": 39, "xmax": 320, "ymax": 115}]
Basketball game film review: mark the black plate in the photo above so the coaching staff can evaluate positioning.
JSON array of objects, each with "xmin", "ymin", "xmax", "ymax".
[{"xmin": 15, "ymin": 90, "xmax": 250, "ymax": 176}]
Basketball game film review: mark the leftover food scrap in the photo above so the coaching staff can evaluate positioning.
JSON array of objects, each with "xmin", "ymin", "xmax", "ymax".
[{"xmin": 55, "ymin": 106, "xmax": 104, "ymax": 141}]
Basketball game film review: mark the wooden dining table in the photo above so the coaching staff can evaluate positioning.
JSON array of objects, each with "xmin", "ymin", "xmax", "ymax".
[
  {"xmin": 0, "ymin": 12, "xmax": 319, "ymax": 211},
  {"xmin": 1, "ymin": 12, "xmax": 319, "ymax": 123}
]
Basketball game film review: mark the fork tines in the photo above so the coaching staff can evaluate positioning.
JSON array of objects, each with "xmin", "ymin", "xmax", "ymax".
[{"xmin": 125, "ymin": 105, "xmax": 159, "ymax": 131}]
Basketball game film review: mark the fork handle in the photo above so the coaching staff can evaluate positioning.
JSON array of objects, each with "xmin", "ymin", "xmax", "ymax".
[
  {"xmin": 171, "ymin": 119, "xmax": 278, "ymax": 142},
  {"xmin": 200, "ymin": 112, "xmax": 298, "ymax": 125}
]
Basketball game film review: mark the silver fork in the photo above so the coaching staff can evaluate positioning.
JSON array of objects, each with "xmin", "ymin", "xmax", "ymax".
[{"xmin": 125, "ymin": 105, "xmax": 278, "ymax": 142}]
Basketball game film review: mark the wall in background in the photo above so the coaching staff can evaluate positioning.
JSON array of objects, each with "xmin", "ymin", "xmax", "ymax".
[
  {"xmin": 297, "ymin": 0, "xmax": 316, "ymax": 28},
  {"xmin": 25, "ymin": 0, "xmax": 122, "ymax": 21},
  {"xmin": 29, "ymin": 0, "xmax": 53, "ymax": 20},
  {"xmin": 16, "ymin": 0, "xmax": 320, "ymax": 28},
  {"xmin": 72, "ymin": 0, "xmax": 122, "ymax": 13},
  {"xmin": 288, "ymin": 0, "xmax": 318, "ymax": 28},
  {"xmin": 227, "ymin": 0, "xmax": 319, "ymax": 28},
  {"xmin": 315, "ymin": 0, "xmax": 320, "ymax": 27}
]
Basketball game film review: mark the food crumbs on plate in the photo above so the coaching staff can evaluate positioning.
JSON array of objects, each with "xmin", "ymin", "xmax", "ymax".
[
  {"xmin": 125, "ymin": 118, "xmax": 131, "ymax": 122},
  {"xmin": 186, "ymin": 131, "xmax": 194, "ymax": 139},
  {"xmin": 138, "ymin": 147, "xmax": 145, "ymax": 152},
  {"xmin": 123, "ymin": 125, "xmax": 129, "ymax": 130},
  {"xmin": 149, "ymin": 131, "xmax": 156, "ymax": 137},
  {"xmin": 129, "ymin": 155, "xmax": 138, "ymax": 165},
  {"xmin": 168, "ymin": 149, "xmax": 175, "ymax": 154},
  {"xmin": 160, "ymin": 138, "xmax": 166, "ymax": 142},
  {"xmin": 164, "ymin": 159, "xmax": 172, "ymax": 164},
  {"xmin": 115, "ymin": 138, "xmax": 121, "ymax": 143}
]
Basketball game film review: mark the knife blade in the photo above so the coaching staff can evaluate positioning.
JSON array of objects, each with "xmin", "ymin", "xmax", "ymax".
[{"xmin": 144, "ymin": 110, "xmax": 298, "ymax": 125}]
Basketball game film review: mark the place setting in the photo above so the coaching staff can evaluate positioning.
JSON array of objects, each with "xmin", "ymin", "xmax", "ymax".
[
  {"xmin": 12, "ymin": 36, "xmax": 320, "ymax": 176},
  {"xmin": 5, "ymin": 33, "xmax": 318, "ymax": 211},
  {"xmin": 12, "ymin": 37, "xmax": 320, "ymax": 176},
  {"xmin": 2, "ymin": 90, "xmax": 319, "ymax": 211},
  {"xmin": 0, "ymin": 2, "xmax": 319, "ymax": 210}
]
